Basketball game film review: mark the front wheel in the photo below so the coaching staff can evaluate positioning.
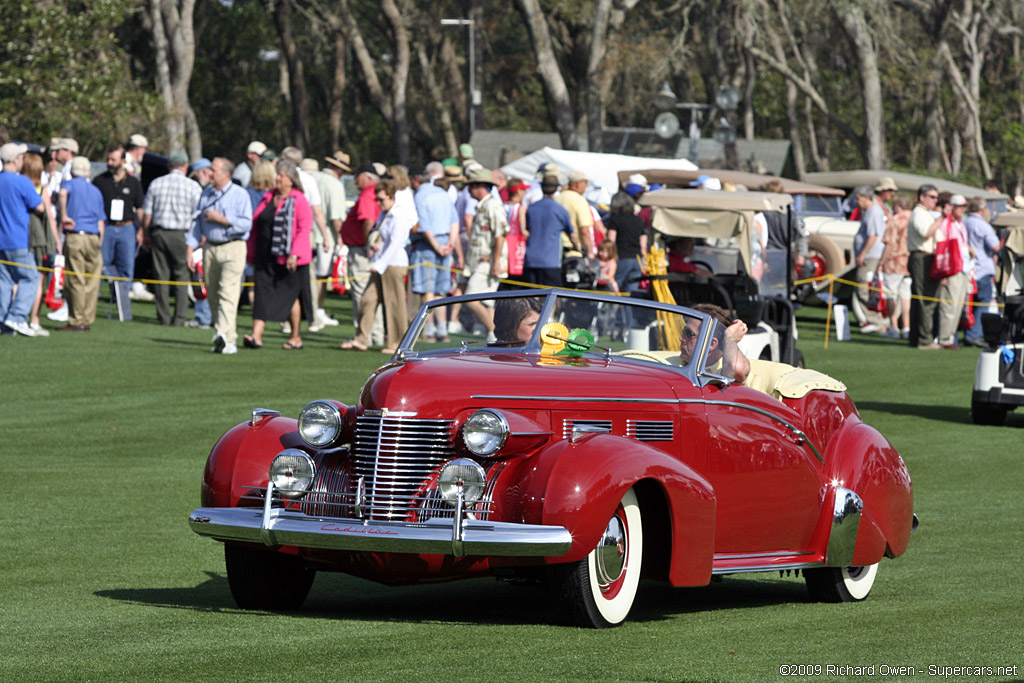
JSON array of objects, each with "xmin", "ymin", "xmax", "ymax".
[
  {"xmin": 549, "ymin": 488, "xmax": 643, "ymax": 628},
  {"xmin": 971, "ymin": 398, "xmax": 1007, "ymax": 426},
  {"xmin": 804, "ymin": 564, "xmax": 878, "ymax": 602},
  {"xmin": 224, "ymin": 543, "xmax": 315, "ymax": 610}
]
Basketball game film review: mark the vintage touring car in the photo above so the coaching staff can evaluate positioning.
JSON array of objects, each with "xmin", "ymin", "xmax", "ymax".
[{"xmin": 189, "ymin": 290, "xmax": 915, "ymax": 627}]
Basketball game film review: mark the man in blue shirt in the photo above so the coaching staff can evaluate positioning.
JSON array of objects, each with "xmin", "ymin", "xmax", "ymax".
[
  {"xmin": 963, "ymin": 196, "xmax": 1001, "ymax": 347},
  {"xmin": 524, "ymin": 175, "xmax": 577, "ymax": 287},
  {"xmin": 58, "ymin": 156, "xmax": 106, "ymax": 331},
  {"xmin": 186, "ymin": 157, "xmax": 252, "ymax": 355},
  {"xmin": 0, "ymin": 143, "xmax": 44, "ymax": 336},
  {"xmin": 410, "ymin": 165, "xmax": 458, "ymax": 340}
]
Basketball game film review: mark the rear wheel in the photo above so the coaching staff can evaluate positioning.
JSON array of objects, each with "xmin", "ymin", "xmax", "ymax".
[
  {"xmin": 224, "ymin": 543, "xmax": 315, "ymax": 610},
  {"xmin": 804, "ymin": 564, "xmax": 878, "ymax": 602},
  {"xmin": 550, "ymin": 488, "xmax": 643, "ymax": 628},
  {"xmin": 971, "ymin": 397, "xmax": 1007, "ymax": 426}
]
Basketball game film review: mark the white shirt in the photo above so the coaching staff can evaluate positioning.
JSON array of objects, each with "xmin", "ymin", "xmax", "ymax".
[{"xmin": 296, "ymin": 169, "xmax": 322, "ymax": 207}]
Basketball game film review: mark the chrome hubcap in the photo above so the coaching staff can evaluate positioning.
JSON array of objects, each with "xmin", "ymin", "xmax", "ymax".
[{"xmin": 595, "ymin": 513, "xmax": 626, "ymax": 586}]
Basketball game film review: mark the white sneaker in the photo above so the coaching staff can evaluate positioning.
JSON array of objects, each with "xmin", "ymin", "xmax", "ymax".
[
  {"xmin": 486, "ymin": 330, "xmax": 497, "ymax": 344},
  {"xmin": 448, "ymin": 321, "xmax": 464, "ymax": 335},
  {"xmin": 130, "ymin": 282, "xmax": 155, "ymax": 301},
  {"xmin": 47, "ymin": 303, "xmax": 69, "ymax": 322},
  {"xmin": 859, "ymin": 323, "xmax": 879, "ymax": 334},
  {"xmin": 222, "ymin": 342, "xmax": 238, "ymax": 355},
  {"xmin": 6, "ymin": 320, "xmax": 36, "ymax": 337},
  {"xmin": 309, "ymin": 320, "xmax": 326, "ymax": 333},
  {"xmin": 900, "ymin": 328, "xmax": 910, "ymax": 339},
  {"xmin": 29, "ymin": 323, "xmax": 50, "ymax": 337},
  {"xmin": 281, "ymin": 321, "xmax": 291, "ymax": 335},
  {"xmin": 472, "ymin": 325, "xmax": 485, "ymax": 336},
  {"xmin": 316, "ymin": 308, "xmax": 339, "ymax": 326},
  {"xmin": 880, "ymin": 327, "xmax": 900, "ymax": 338}
]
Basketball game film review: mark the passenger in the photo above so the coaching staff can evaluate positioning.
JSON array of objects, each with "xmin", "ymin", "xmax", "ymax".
[
  {"xmin": 678, "ymin": 303, "xmax": 750, "ymax": 384},
  {"xmin": 492, "ymin": 296, "xmax": 543, "ymax": 344}
]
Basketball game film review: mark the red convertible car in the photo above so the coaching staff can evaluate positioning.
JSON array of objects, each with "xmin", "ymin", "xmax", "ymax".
[{"xmin": 189, "ymin": 290, "xmax": 916, "ymax": 627}]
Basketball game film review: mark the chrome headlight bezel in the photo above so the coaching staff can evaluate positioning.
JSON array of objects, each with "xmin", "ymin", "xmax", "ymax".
[
  {"xmin": 298, "ymin": 400, "xmax": 343, "ymax": 447},
  {"xmin": 269, "ymin": 449, "xmax": 316, "ymax": 499},
  {"xmin": 438, "ymin": 458, "xmax": 487, "ymax": 505},
  {"xmin": 462, "ymin": 409, "xmax": 509, "ymax": 457}
]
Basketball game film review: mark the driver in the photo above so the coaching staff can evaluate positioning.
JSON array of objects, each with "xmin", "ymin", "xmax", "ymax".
[
  {"xmin": 678, "ymin": 303, "xmax": 750, "ymax": 384},
  {"xmin": 492, "ymin": 296, "xmax": 543, "ymax": 344}
]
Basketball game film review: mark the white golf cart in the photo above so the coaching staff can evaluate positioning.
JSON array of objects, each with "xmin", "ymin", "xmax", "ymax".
[{"xmin": 972, "ymin": 212, "xmax": 1024, "ymax": 425}]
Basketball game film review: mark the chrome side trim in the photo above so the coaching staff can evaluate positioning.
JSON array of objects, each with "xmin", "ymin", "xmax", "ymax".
[
  {"xmin": 470, "ymin": 395, "xmax": 824, "ymax": 462},
  {"xmin": 189, "ymin": 504, "xmax": 573, "ymax": 557},
  {"xmin": 714, "ymin": 550, "xmax": 811, "ymax": 560},
  {"xmin": 712, "ymin": 561, "xmax": 823, "ymax": 575},
  {"xmin": 825, "ymin": 487, "xmax": 863, "ymax": 567}
]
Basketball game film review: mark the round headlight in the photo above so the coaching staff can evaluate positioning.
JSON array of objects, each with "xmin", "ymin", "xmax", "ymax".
[
  {"xmin": 438, "ymin": 458, "xmax": 487, "ymax": 505},
  {"xmin": 269, "ymin": 449, "xmax": 316, "ymax": 499},
  {"xmin": 463, "ymin": 409, "xmax": 509, "ymax": 456},
  {"xmin": 298, "ymin": 400, "xmax": 342, "ymax": 447}
]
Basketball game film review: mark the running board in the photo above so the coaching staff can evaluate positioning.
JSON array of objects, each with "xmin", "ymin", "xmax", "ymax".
[{"xmin": 712, "ymin": 551, "xmax": 823, "ymax": 575}]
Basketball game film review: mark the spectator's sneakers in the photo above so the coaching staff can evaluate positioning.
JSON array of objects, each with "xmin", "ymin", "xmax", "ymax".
[
  {"xmin": 316, "ymin": 308, "xmax": 339, "ymax": 326},
  {"xmin": 486, "ymin": 330, "xmax": 497, "ymax": 344},
  {"xmin": 5, "ymin": 321, "xmax": 37, "ymax": 337},
  {"xmin": 900, "ymin": 328, "xmax": 910, "ymax": 339},
  {"xmin": 29, "ymin": 323, "xmax": 50, "ymax": 337},
  {"xmin": 47, "ymin": 302, "xmax": 69, "ymax": 322},
  {"xmin": 185, "ymin": 319, "xmax": 211, "ymax": 329},
  {"xmin": 212, "ymin": 334, "xmax": 226, "ymax": 353},
  {"xmin": 309, "ymin": 320, "xmax": 326, "ymax": 333},
  {"xmin": 880, "ymin": 327, "xmax": 900, "ymax": 338},
  {"xmin": 222, "ymin": 342, "xmax": 238, "ymax": 355},
  {"xmin": 448, "ymin": 320, "xmax": 464, "ymax": 335},
  {"xmin": 859, "ymin": 323, "xmax": 879, "ymax": 334},
  {"xmin": 130, "ymin": 281, "xmax": 156, "ymax": 301},
  {"xmin": 281, "ymin": 321, "xmax": 291, "ymax": 335}
]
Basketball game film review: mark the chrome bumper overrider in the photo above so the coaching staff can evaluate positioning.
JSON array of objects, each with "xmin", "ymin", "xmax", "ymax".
[{"xmin": 189, "ymin": 483, "xmax": 572, "ymax": 558}]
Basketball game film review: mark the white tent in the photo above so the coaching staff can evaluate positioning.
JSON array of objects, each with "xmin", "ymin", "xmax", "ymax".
[{"xmin": 500, "ymin": 147, "xmax": 698, "ymax": 195}]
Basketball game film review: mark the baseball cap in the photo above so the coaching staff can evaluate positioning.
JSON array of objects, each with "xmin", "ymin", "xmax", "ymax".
[
  {"xmin": 541, "ymin": 174, "xmax": 561, "ymax": 193},
  {"xmin": 247, "ymin": 140, "xmax": 267, "ymax": 155},
  {"xmin": 624, "ymin": 184, "xmax": 645, "ymax": 198},
  {"xmin": 61, "ymin": 138, "xmax": 80, "ymax": 154},
  {"xmin": 875, "ymin": 176, "xmax": 898, "ymax": 192},
  {"xmin": 300, "ymin": 158, "xmax": 319, "ymax": 173},
  {"xmin": 353, "ymin": 162, "xmax": 377, "ymax": 176},
  {"xmin": 1, "ymin": 142, "xmax": 28, "ymax": 163},
  {"xmin": 372, "ymin": 162, "xmax": 388, "ymax": 177},
  {"xmin": 466, "ymin": 166, "xmax": 496, "ymax": 186},
  {"xmin": 407, "ymin": 163, "xmax": 427, "ymax": 178},
  {"xmin": 260, "ymin": 148, "xmax": 278, "ymax": 161},
  {"xmin": 129, "ymin": 133, "xmax": 149, "ymax": 148},
  {"xmin": 689, "ymin": 173, "xmax": 712, "ymax": 187},
  {"xmin": 458, "ymin": 143, "xmax": 474, "ymax": 159},
  {"xmin": 949, "ymin": 194, "xmax": 967, "ymax": 206},
  {"xmin": 71, "ymin": 156, "xmax": 92, "ymax": 177},
  {"xmin": 509, "ymin": 180, "xmax": 529, "ymax": 194},
  {"xmin": 568, "ymin": 170, "xmax": 589, "ymax": 183},
  {"xmin": 190, "ymin": 157, "xmax": 212, "ymax": 173}
]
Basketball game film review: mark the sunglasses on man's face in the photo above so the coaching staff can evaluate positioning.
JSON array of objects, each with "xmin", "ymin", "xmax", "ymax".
[{"xmin": 681, "ymin": 328, "xmax": 698, "ymax": 341}]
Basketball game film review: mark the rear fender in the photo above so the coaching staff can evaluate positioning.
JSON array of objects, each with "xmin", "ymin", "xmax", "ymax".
[
  {"xmin": 521, "ymin": 434, "xmax": 716, "ymax": 586},
  {"xmin": 823, "ymin": 420, "xmax": 914, "ymax": 563},
  {"xmin": 200, "ymin": 415, "xmax": 306, "ymax": 507}
]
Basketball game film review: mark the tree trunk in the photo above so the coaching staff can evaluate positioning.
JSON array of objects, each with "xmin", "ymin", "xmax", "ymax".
[
  {"xmin": 468, "ymin": 0, "xmax": 485, "ymax": 136},
  {"xmin": 923, "ymin": 42, "xmax": 945, "ymax": 173},
  {"xmin": 515, "ymin": 0, "xmax": 578, "ymax": 149},
  {"xmin": 438, "ymin": 34, "xmax": 467, "ymax": 139},
  {"xmin": 151, "ymin": 0, "xmax": 200, "ymax": 156},
  {"xmin": 328, "ymin": 28, "xmax": 347, "ymax": 151},
  {"xmin": 765, "ymin": 13, "xmax": 804, "ymax": 178},
  {"xmin": 381, "ymin": 0, "xmax": 410, "ymax": 163},
  {"xmin": 416, "ymin": 41, "xmax": 459, "ymax": 156},
  {"xmin": 148, "ymin": 0, "xmax": 183, "ymax": 151},
  {"xmin": 273, "ymin": 0, "xmax": 310, "ymax": 151},
  {"xmin": 585, "ymin": 0, "xmax": 613, "ymax": 152},
  {"xmin": 833, "ymin": 1, "xmax": 886, "ymax": 168}
]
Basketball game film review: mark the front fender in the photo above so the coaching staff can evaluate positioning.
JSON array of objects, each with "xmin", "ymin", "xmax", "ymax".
[
  {"xmin": 521, "ymin": 434, "xmax": 716, "ymax": 586},
  {"xmin": 823, "ymin": 420, "xmax": 914, "ymax": 564},
  {"xmin": 200, "ymin": 415, "xmax": 307, "ymax": 507}
]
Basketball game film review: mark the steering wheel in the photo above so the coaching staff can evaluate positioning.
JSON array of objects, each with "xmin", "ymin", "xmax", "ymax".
[{"xmin": 690, "ymin": 260, "xmax": 715, "ymax": 275}]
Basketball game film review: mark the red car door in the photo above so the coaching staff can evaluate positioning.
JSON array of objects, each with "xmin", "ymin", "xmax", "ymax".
[{"xmin": 699, "ymin": 383, "xmax": 825, "ymax": 555}]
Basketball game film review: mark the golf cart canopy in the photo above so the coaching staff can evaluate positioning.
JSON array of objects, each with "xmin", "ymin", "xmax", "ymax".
[
  {"xmin": 637, "ymin": 189, "xmax": 793, "ymax": 275},
  {"xmin": 620, "ymin": 168, "xmax": 845, "ymax": 197},
  {"xmin": 804, "ymin": 170, "xmax": 1008, "ymax": 201}
]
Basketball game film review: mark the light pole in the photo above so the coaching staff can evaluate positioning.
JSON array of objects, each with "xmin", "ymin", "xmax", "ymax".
[
  {"xmin": 653, "ymin": 82, "xmax": 740, "ymax": 168},
  {"xmin": 440, "ymin": 18, "xmax": 478, "ymax": 137}
]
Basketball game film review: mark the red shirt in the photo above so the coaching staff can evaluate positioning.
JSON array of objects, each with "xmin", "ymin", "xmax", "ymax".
[{"xmin": 340, "ymin": 184, "xmax": 380, "ymax": 246}]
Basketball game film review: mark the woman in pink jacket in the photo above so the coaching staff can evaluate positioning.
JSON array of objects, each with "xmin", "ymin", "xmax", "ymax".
[{"xmin": 243, "ymin": 161, "xmax": 313, "ymax": 350}]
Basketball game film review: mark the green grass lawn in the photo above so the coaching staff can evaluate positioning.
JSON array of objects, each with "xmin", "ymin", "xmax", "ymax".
[{"xmin": 2, "ymin": 296, "xmax": 1021, "ymax": 682}]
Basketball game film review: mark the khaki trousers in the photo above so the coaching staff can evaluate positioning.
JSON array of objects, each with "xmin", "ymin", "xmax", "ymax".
[
  {"xmin": 936, "ymin": 271, "xmax": 968, "ymax": 346},
  {"xmin": 348, "ymin": 245, "xmax": 384, "ymax": 344},
  {"xmin": 64, "ymin": 232, "xmax": 103, "ymax": 326},
  {"xmin": 354, "ymin": 266, "xmax": 408, "ymax": 348},
  {"xmin": 204, "ymin": 240, "xmax": 247, "ymax": 345}
]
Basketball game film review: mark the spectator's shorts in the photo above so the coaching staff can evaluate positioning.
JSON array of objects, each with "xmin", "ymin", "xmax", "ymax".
[
  {"xmin": 465, "ymin": 261, "xmax": 502, "ymax": 296},
  {"xmin": 410, "ymin": 247, "xmax": 453, "ymax": 295},
  {"xmin": 882, "ymin": 272, "xmax": 911, "ymax": 299}
]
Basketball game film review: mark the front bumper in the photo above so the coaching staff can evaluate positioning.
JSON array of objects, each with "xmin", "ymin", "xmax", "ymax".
[{"xmin": 189, "ymin": 485, "xmax": 572, "ymax": 558}]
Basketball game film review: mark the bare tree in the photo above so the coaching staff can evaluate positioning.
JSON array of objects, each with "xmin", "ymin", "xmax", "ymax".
[
  {"xmin": 515, "ymin": 0, "xmax": 578, "ymax": 149},
  {"xmin": 273, "ymin": 0, "xmax": 311, "ymax": 151},
  {"xmin": 832, "ymin": 0, "xmax": 887, "ymax": 168},
  {"xmin": 147, "ymin": 0, "xmax": 201, "ymax": 157}
]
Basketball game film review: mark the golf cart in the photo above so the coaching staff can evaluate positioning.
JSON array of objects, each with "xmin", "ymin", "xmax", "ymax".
[
  {"xmin": 972, "ymin": 212, "xmax": 1024, "ymax": 425},
  {"xmin": 636, "ymin": 188, "xmax": 803, "ymax": 366},
  {"xmin": 622, "ymin": 169, "xmax": 858, "ymax": 296}
]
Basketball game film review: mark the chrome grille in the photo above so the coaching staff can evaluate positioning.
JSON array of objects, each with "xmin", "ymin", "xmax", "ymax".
[
  {"xmin": 352, "ymin": 415, "xmax": 455, "ymax": 520},
  {"xmin": 626, "ymin": 419, "xmax": 674, "ymax": 441}
]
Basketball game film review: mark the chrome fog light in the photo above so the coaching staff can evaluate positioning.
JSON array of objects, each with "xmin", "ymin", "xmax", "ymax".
[
  {"xmin": 438, "ymin": 458, "xmax": 487, "ymax": 505},
  {"xmin": 462, "ymin": 409, "xmax": 508, "ymax": 456},
  {"xmin": 269, "ymin": 449, "xmax": 315, "ymax": 499},
  {"xmin": 298, "ymin": 400, "xmax": 342, "ymax": 447}
]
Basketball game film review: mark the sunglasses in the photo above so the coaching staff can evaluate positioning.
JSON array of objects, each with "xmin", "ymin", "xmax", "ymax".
[
  {"xmin": 925, "ymin": 194, "xmax": 938, "ymax": 200},
  {"xmin": 681, "ymin": 328, "xmax": 698, "ymax": 340}
]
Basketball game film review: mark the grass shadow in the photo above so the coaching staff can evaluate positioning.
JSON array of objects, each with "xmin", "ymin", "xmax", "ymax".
[
  {"xmin": 96, "ymin": 570, "xmax": 814, "ymax": 626},
  {"xmin": 856, "ymin": 401, "xmax": 974, "ymax": 424}
]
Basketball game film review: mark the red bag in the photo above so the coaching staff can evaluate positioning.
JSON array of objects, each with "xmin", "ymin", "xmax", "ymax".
[
  {"xmin": 506, "ymin": 205, "xmax": 525, "ymax": 276},
  {"xmin": 192, "ymin": 259, "xmax": 207, "ymax": 301},
  {"xmin": 930, "ymin": 216, "xmax": 963, "ymax": 280},
  {"xmin": 867, "ymin": 272, "xmax": 888, "ymax": 316},
  {"xmin": 330, "ymin": 245, "xmax": 348, "ymax": 295},
  {"xmin": 959, "ymin": 277, "xmax": 977, "ymax": 330},
  {"xmin": 45, "ymin": 254, "xmax": 65, "ymax": 310}
]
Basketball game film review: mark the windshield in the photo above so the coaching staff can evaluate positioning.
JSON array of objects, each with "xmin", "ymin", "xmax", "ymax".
[{"xmin": 404, "ymin": 291, "xmax": 740, "ymax": 378}]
